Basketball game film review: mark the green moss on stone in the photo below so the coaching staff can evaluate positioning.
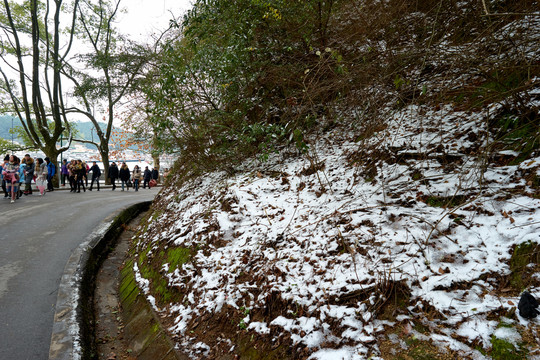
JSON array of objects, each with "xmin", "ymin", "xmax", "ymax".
[{"xmin": 167, "ymin": 247, "xmax": 191, "ymax": 273}]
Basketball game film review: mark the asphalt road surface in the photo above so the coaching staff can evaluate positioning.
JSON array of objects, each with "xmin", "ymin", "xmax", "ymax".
[{"xmin": 0, "ymin": 187, "xmax": 158, "ymax": 360}]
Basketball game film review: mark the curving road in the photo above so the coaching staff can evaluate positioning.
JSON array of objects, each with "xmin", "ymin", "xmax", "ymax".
[{"xmin": 0, "ymin": 188, "xmax": 157, "ymax": 360}]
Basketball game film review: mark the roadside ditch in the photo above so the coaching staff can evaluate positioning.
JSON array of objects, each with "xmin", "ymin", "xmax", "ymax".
[
  {"xmin": 94, "ymin": 210, "xmax": 187, "ymax": 360},
  {"xmin": 49, "ymin": 201, "xmax": 186, "ymax": 360}
]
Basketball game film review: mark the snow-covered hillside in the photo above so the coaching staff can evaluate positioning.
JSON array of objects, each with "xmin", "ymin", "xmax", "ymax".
[{"xmin": 131, "ymin": 93, "xmax": 540, "ymax": 359}]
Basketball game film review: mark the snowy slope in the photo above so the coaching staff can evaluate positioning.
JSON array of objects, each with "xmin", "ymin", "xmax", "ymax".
[{"xmin": 131, "ymin": 95, "xmax": 540, "ymax": 358}]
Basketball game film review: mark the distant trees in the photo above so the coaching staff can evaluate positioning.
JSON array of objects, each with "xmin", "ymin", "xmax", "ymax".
[{"xmin": 0, "ymin": 136, "xmax": 21, "ymax": 153}]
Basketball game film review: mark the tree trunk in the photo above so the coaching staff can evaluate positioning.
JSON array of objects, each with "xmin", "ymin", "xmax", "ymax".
[
  {"xmin": 100, "ymin": 141, "xmax": 111, "ymax": 185},
  {"xmin": 101, "ymin": 152, "xmax": 110, "ymax": 185},
  {"xmin": 43, "ymin": 144, "xmax": 60, "ymax": 188}
]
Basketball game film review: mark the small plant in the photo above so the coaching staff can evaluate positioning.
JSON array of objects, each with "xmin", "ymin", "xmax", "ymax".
[
  {"xmin": 238, "ymin": 319, "xmax": 248, "ymax": 330},
  {"xmin": 238, "ymin": 306, "xmax": 250, "ymax": 330},
  {"xmin": 240, "ymin": 306, "xmax": 250, "ymax": 316}
]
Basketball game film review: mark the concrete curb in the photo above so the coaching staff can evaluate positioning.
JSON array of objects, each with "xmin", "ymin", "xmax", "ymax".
[
  {"xmin": 49, "ymin": 201, "xmax": 152, "ymax": 360},
  {"xmin": 45, "ymin": 184, "xmax": 163, "ymax": 192}
]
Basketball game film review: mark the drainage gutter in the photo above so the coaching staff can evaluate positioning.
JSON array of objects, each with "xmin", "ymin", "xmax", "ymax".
[{"xmin": 49, "ymin": 201, "xmax": 152, "ymax": 360}]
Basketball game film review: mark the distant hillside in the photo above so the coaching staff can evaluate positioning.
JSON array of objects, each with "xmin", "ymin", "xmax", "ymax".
[
  {"xmin": 73, "ymin": 121, "xmax": 108, "ymax": 146},
  {"xmin": 0, "ymin": 116, "xmax": 130, "ymax": 149},
  {"xmin": 0, "ymin": 115, "xmax": 22, "ymax": 142},
  {"xmin": 73, "ymin": 122, "xmax": 137, "ymax": 150}
]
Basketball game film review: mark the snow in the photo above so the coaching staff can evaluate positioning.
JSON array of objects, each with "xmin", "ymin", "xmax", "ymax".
[
  {"xmin": 133, "ymin": 98, "xmax": 540, "ymax": 356},
  {"xmin": 247, "ymin": 321, "xmax": 270, "ymax": 335},
  {"xmin": 493, "ymin": 325, "xmax": 522, "ymax": 345},
  {"xmin": 308, "ymin": 346, "xmax": 374, "ymax": 360}
]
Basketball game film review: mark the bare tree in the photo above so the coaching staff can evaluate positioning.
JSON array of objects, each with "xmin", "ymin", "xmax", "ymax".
[
  {"xmin": 0, "ymin": 0, "xmax": 78, "ymax": 178},
  {"xmin": 62, "ymin": 0, "xmax": 148, "ymax": 183}
]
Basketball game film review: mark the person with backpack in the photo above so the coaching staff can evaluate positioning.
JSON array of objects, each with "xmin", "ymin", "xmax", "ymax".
[{"xmin": 44, "ymin": 157, "xmax": 56, "ymax": 191}]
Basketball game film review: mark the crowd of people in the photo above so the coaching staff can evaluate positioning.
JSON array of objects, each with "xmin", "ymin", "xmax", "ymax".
[{"xmin": 1, "ymin": 154, "xmax": 162, "ymax": 204}]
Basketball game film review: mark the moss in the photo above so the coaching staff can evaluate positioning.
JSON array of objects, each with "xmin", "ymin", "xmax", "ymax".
[
  {"xmin": 509, "ymin": 241, "xmax": 540, "ymax": 290},
  {"xmin": 413, "ymin": 322, "xmax": 428, "ymax": 334},
  {"xmin": 409, "ymin": 347, "xmax": 438, "ymax": 360},
  {"xmin": 138, "ymin": 243, "xmax": 153, "ymax": 264},
  {"xmin": 135, "ymin": 245, "xmax": 191, "ymax": 305},
  {"xmin": 389, "ymin": 333, "xmax": 451, "ymax": 360},
  {"xmin": 150, "ymin": 210, "xmax": 163, "ymax": 222},
  {"xmin": 496, "ymin": 318, "xmax": 514, "ymax": 329},
  {"xmin": 119, "ymin": 266, "xmax": 139, "ymax": 306},
  {"xmin": 411, "ymin": 169, "xmax": 424, "ymax": 181},
  {"xmin": 425, "ymin": 194, "xmax": 468, "ymax": 208},
  {"xmin": 490, "ymin": 336, "xmax": 528, "ymax": 360},
  {"xmin": 167, "ymin": 247, "xmax": 191, "ymax": 273},
  {"xmin": 138, "ymin": 261, "xmax": 179, "ymax": 303},
  {"xmin": 475, "ymin": 345, "xmax": 488, "ymax": 356}
]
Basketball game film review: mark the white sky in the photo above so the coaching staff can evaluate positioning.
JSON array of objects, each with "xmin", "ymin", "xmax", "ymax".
[{"xmin": 116, "ymin": 0, "xmax": 193, "ymax": 38}]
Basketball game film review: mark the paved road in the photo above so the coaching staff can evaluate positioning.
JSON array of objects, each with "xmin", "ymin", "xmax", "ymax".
[{"xmin": 0, "ymin": 188, "xmax": 157, "ymax": 360}]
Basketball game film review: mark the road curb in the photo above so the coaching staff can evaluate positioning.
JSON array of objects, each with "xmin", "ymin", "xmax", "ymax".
[{"xmin": 48, "ymin": 201, "xmax": 152, "ymax": 360}]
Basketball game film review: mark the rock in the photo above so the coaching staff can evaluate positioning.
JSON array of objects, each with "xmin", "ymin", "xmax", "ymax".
[{"xmin": 518, "ymin": 291, "xmax": 539, "ymax": 319}]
